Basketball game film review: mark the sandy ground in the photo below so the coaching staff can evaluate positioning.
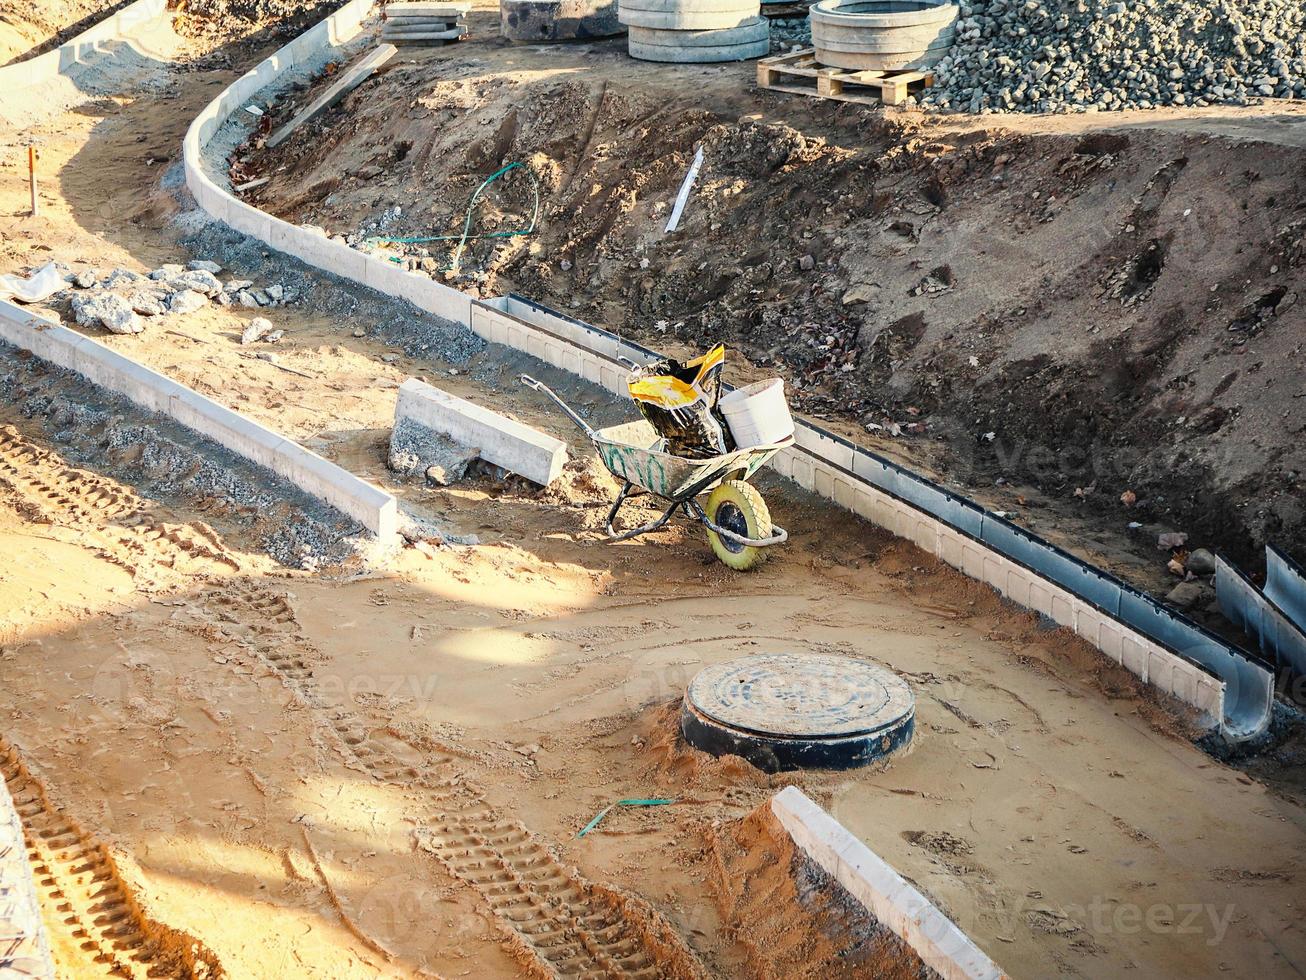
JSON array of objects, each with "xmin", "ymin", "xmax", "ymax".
[{"xmin": 1, "ymin": 4, "xmax": 1306, "ymax": 979}]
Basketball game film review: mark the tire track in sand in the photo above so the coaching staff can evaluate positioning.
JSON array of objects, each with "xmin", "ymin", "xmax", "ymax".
[
  {"xmin": 201, "ymin": 583, "xmax": 706, "ymax": 980},
  {"xmin": 0, "ymin": 426, "xmax": 241, "ymax": 589},
  {"xmin": 0, "ymin": 739, "xmax": 223, "ymax": 979}
]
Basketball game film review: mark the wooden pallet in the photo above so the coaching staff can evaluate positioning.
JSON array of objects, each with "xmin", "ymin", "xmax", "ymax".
[{"xmin": 757, "ymin": 48, "xmax": 934, "ymax": 107}]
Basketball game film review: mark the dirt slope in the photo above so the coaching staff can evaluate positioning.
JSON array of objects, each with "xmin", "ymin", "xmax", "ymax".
[{"xmin": 0, "ymin": 0, "xmax": 126, "ymax": 65}]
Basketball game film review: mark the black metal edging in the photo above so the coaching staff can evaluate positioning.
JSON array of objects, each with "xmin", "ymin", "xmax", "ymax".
[{"xmin": 494, "ymin": 295, "xmax": 1275, "ymax": 734}]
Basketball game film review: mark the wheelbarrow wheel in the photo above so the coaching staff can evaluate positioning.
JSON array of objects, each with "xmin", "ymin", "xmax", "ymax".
[{"xmin": 704, "ymin": 480, "xmax": 772, "ymax": 571}]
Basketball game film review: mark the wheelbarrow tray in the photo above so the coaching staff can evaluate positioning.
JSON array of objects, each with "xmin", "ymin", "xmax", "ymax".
[{"xmin": 591, "ymin": 419, "xmax": 792, "ymax": 503}]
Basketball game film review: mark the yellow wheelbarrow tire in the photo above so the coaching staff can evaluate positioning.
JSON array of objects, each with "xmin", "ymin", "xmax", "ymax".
[{"xmin": 705, "ymin": 480, "xmax": 772, "ymax": 571}]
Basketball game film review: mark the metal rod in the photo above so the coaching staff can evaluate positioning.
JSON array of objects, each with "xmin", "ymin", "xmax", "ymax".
[
  {"xmin": 519, "ymin": 374, "xmax": 597, "ymax": 439},
  {"xmin": 606, "ymin": 485, "xmax": 681, "ymax": 542}
]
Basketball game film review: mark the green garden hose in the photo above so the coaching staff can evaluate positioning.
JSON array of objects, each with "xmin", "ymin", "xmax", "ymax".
[{"xmin": 369, "ymin": 162, "xmax": 540, "ymax": 273}]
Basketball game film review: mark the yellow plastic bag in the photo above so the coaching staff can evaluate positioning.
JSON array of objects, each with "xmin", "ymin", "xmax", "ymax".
[{"xmin": 627, "ymin": 344, "xmax": 733, "ymax": 459}]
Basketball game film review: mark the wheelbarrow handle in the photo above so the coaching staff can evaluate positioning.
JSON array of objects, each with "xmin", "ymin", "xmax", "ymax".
[{"xmin": 519, "ymin": 374, "xmax": 597, "ymax": 439}]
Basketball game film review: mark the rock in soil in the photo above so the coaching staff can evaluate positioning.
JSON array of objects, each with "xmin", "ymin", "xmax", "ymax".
[{"xmin": 71, "ymin": 292, "xmax": 143, "ymax": 334}]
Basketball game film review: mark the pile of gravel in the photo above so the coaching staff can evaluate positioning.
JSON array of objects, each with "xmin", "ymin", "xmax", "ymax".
[
  {"xmin": 922, "ymin": 0, "xmax": 1306, "ymax": 113},
  {"xmin": 770, "ymin": 15, "xmax": 812, "ymax": 52}
]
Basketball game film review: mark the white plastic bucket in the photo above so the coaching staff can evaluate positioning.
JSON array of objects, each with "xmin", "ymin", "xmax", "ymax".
[{"xmin": 720, "ymin": 378, "xmax": 794, "ymax": 448}]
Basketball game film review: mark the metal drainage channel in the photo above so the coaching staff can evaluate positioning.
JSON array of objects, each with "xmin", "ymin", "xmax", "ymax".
[{"xmin": 680, "ymin": 654, "xmax": 915, "ymax": 772}]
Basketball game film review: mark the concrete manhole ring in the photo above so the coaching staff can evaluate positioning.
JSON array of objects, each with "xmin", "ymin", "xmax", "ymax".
[{"xmin": 680, "ymin": 653, "xmax": 914, "ymax": 771}]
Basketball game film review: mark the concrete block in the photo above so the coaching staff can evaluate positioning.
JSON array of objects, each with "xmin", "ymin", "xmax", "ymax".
[
  {"xmin": 396, "ymin": 378, "xmax": 567, "ymax": 486},
  {"xmin": 979, "ymin": 552, "xmax": 1011, "ymax": 593},
  {"xmin": 1097, "ymin": 618, "xmax": 1126, "ymax": 663},
  {"xmin": 1121, "ymin": 636, "xmax": 1150, "ymax": 682},
  {"xmin": 227, "ymin": 199, "xmax": 274, "ymax": 243},
  {"xmin": 852, "ymin": 486, "xmax": 876, "ymax": 523},
  {"xmin": 560, "ymin": 347, "xmax": 583, "ymax": 377},
  {"xmin": 769, "ymin": 446, "xmax": 796, "ymax": 480},
  {"xmin": 361, "ymin": 253, "xmax": 413, "ymax": 297},
  {"xmin": 901, "ymin": 512, "xmax": 931, "ymax": 553},
  {"xmin": 526, "ymin": 330, "xmax": 549, "ymax": 362},
  {"xmin": 574, "ymin": 349, "xmax": 603, "ymax": 385},
  {"xmin": 504, "ymin": 320, "xmax": 528, "ymax": 351},
  {"xmin": 791, "ymin": 454, "xmax": 814, "ymax": 492},
  {"xmin": 1194, "ymin": 676, "xmax": 1224, "ymax": 724},
  {"xmin": 1171, "ymin": 663, "xmax": 1199, "ymax": 709},
  {"xmin": 936, "ymin": 526, "xmax": 964, "ymax": 570},
  {"xmin": 795, "ymin": 423, "xmax": 854, "ymax": 472},
  {"xmin": 833, "ymin": 474, "xmax": 856, "ymax": 511},
  {"xmin": 1050, "ymin": 593, "xmax": 1077, "ymax": 629},
  {"xmin": 470, "ymin": 303, "xmax": 509, "ymax": 345},
  {"xmin": 813, "ymin": 461, "xmax": 834, "ymax": 500},
  {"xmin": 868, "ymin": 492, "xmax": 900, "ymax": 534},
  {"xmin": 599, "ymin": 363, "xmax": 624, "ymax": 395},
  {"xmin": 852, "ymin": 447, "xmax": 893, "ymax": 486},
  {"xmin": 1147, "ymin": 646, "xmax": 1176, "ymax": 696}
]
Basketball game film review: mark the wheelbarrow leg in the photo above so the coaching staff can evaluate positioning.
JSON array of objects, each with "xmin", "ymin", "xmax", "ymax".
[{"xmin": 606, "ymin": 481, "xmax": 683, "ymax": 543}]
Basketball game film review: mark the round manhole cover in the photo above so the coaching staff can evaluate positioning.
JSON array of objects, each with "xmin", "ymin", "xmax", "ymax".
[{"xmin": 681, "ymin": 653, "xmax": 914, "ymax": 772}]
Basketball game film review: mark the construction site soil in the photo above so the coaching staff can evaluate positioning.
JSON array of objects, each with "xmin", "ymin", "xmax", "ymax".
[
  {"xmin": 0, "ymin": 0, "xmax": 134, "ymax": 64},
  {"xmin": 1, "ymin": 2, "xmax": 1305, "ymax": 979},
  {"xmin": 243, "ymin": 27, "xmax": 1306, "ymax": 602}
]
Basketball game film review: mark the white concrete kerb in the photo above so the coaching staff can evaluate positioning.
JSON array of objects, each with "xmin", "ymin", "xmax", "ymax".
[
  {"xmin": 395, "ymin": 378, "xmax": 567, "ymax": 486},
  {"xmin": 0, "ymin": 299, "xmax": 398, "ymax": 540},
  {"xmin": 0, "ymin": 0, "xmax": 172, "ymax": 125},
  {"xmin": 770, "ymin": 787, "xmax": 1008, "ymax": 980}
]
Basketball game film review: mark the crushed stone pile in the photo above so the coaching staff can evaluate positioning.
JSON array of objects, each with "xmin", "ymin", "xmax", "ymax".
[{"xmin": 922, "ymin": 0, "xmax": 1306, "ymax": 113}]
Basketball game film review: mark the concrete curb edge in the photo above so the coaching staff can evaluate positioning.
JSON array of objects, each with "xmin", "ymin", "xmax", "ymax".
[
  {"xmin": 0, "ymin": 0, "xmax": 170, "ymax": 117},
  {"xmin": 770, "ymin": 786, "xmax": 1007, "ymax": 980},
  {"xmin": 0, "ymin": 777, "xmax": 55, "ymax": 979},
  {"xmin": 0, "ymin": 298, "xmax": 397, "ymax": 539}
]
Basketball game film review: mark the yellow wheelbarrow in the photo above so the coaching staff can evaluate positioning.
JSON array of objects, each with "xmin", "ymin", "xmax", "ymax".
[{"xmin": 521, "ymin": 375, "xmax": 790, "ymax": 570}]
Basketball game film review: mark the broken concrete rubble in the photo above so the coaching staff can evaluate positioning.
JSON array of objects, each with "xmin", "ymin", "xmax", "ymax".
[
  {"xmin": 167, "ymin": 289, "xmax": 208, "ymax": 315},
  {"xmin": 128, "ymin": 290, "xmax": 167, "ymax": 316},
  {"xmin": 240, "ymin": 316, "xmax": 273, "ymax": 345},
  {"xmin": 388, "ymin": 417, "xmax": 480, "ymax": 485},
  {"xmin": 70, "ymin": 292, "xmax": 143, "ymax": 335}
]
